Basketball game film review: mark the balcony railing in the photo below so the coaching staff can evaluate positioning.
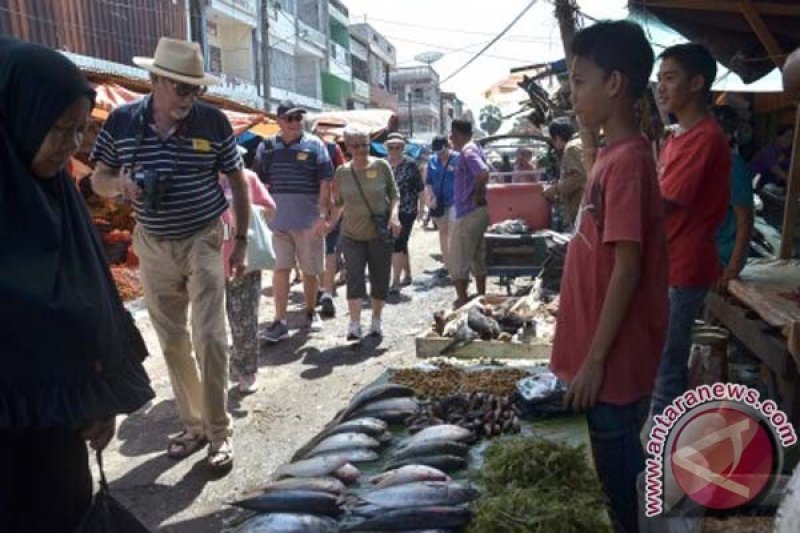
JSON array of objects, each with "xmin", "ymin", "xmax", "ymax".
[
  {"xmin": 298, "ymin": 20, "xmax": 327, "ymax": 50},
  {"xmin": 352, "ymin": 78, "xmax": 370, "ymax": 100},
  {"xmin": 328, "ymin": 0, "xmax": 349, "ymax": 25}
]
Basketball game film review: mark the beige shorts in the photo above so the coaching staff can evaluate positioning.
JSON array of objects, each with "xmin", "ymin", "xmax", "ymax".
[
  {"xmin": 272, "ymin": 228, "xmax": 324, "ymax": 275},
  {"xmin": 434, "ymin": 207, "xmax": 453, "ymax": 232},
  {"xmin": 448, "ymin": 207, "xmax": 489, "ymax": 280}
]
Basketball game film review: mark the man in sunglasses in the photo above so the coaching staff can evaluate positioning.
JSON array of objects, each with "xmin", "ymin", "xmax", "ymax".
[
  {"xmin": 254, "ymin": 101, "xmax": 334, "ymax": 343},
  {"xmin": 90, "ymin": 38, "xmax": 249, "ymax": 472}
]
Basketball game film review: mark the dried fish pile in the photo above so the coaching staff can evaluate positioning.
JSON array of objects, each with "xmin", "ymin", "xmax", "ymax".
[
  {"xmin": 391, "ymin": 364, "xmax": 529, "ymax": 399},
  {"xmin": 406, "ymin": 392, "xmax": 521, "ymax": 439}
]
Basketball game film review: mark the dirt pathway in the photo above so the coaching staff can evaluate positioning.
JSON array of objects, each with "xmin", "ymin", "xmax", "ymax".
[{"xmin": 100, "ymin": 224, "xmax": 457, "ymax": 531}]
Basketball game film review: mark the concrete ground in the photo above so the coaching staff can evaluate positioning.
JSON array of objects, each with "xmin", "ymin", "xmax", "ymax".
[{"xmin": 100, "ymin": 223, "xmax": 460, "ymax": 531}]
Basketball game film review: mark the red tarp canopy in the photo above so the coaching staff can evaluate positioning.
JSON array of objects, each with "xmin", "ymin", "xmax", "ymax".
[{"xmin": 91, "ymin": 82, "xmax": 277, "ymax": 137}]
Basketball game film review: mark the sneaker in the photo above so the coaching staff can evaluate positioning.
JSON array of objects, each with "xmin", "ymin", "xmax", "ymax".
[
  {"xmin": 320, "ymin": 295, "xmax": 336, "ymax": 318},
  {"xmin": 369, "ymin": 318, "xmax": 382, "ymax": 337},
  {"xmin": 237, "ymin": 373, "xmax": 258, "ymax": 395},
  {"xmin": 347, "ymin": 322, "xmax": 362, "ymax": 341},
  {"xmin": 305, "ymin": 310, "xmax": 322, "ymax": 332},
  {"xmin": 261, "ymin": 320, "xmax": 289, "ymax": 343}
]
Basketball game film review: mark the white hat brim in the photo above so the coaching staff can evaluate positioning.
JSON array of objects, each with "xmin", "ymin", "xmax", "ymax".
[{"xmin": 133, "ymin": 57, "xmax": 219, "ymax": 86}]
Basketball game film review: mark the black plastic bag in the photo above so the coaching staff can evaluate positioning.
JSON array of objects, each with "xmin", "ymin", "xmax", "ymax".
[{"xmin": 77, "ymin": 450, "xmax": 150, "ymax": 533}]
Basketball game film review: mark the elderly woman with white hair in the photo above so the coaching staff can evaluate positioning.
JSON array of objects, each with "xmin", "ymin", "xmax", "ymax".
[{"xmin": 330, "ymin": 127, "xmax": 401, "ymax": 340}]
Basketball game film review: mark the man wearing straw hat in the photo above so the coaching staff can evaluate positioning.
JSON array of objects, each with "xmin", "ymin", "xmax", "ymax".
[{"xmin": 91, "ymin": 37, "xmax": 250, "ymax": 471}]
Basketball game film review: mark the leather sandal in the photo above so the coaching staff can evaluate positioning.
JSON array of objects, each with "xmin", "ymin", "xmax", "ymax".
[
  {"xmin": 207, "ymin": 438, "xmax": 234, "ymax": 470},
  {"xmin": 167, "ymin": 431, "xmax": 207, "ymax": 459}
]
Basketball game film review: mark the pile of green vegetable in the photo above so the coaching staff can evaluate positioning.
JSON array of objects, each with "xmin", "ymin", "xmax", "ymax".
[{"xmin": 468, "ymin": 437, "xmax": 610, "ymax": 532}]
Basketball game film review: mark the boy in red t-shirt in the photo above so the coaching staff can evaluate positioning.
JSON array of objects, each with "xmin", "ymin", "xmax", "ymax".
[
  {"xmin": 651, "ymin": 44, "xmax": 731, "ymax": 417},
  {"xmin": 550, "ymin": 20, "xmax": 668, "ymax": 532}
]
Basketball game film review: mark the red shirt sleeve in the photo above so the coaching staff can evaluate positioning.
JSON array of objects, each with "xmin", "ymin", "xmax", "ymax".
[{"xmin": 602, "ymin": 151, "xmax": 646, "ymax": 245}]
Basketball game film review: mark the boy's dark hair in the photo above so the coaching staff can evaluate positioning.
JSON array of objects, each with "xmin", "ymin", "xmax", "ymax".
[
  {"xmin": 571, "ymin": 20, "xmax": 654, "ymax": 99},
  {"xmin": 548, "ymin": 117, "xmax": 576, "ymax": 142},
  {"xmin": 659, "ymin": 43, "xmax": 717, "ymax": 95},
  {"xmin": 451, "ymin": 119, "xmax": 473, "ymax": 137}
]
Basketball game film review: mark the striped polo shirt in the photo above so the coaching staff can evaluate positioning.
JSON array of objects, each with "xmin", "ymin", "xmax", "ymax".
[
  {"xmin": 254, "ymin": 132, "xmax": 333, "ymax": 231},
  {"xmin": 90, "ymin": 96, "xmax": 242, "ymax": 239}
]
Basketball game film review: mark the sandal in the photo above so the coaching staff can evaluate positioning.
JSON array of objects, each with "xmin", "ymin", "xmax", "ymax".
[
  {"xmin": 207, "ymin": 438, "xmax": 234, "ymax": 470},
  {"xmin": 167, "ymin": 430, "xmax": 207, "ymax": 459}
]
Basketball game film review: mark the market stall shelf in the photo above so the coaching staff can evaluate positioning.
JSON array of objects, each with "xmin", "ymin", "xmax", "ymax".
[{"xmin": 415, "ymin": 336, "xmax": 551, "ymax": 360}]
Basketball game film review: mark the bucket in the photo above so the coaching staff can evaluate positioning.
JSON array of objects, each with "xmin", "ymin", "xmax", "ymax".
[{"xmin": 689, "ymin": 326, "xmax": 730, "ymax": 388}]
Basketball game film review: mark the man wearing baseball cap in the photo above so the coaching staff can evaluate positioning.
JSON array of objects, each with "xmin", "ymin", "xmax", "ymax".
[
  {"xmin": 91, "ymin": 37, "xmax": 248, "ymax": 471},
  {"xmin": 254, "ymin": 101, "xmax": 334, "ymax": 343}
]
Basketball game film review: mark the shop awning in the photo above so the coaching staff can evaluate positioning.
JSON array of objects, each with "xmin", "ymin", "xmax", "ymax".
[
  {"xmin": 91, "ymin": 82, "xmax": 277, "ymax": 137},
  {"xmin": 305, "ymin": 109, "xmax": 398, "ymax": 142}
]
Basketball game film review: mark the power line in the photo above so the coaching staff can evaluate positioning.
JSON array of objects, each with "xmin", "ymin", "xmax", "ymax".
[
  {"xmin": 441, "ymin": 0, "xmax": 540, "ymax": 84},
  {"xmin": 363, "ymin": 16, "xmax": 554, "ymax": 43},
  {"xmin": 386, "ymin": 35, "xmax": 538, "ymax": 64}
]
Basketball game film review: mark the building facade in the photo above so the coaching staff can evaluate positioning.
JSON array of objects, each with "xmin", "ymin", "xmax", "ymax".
[
  {"xmin": 349, "ymin": 22, "xmax": 398, "ymax": 111},
  {"xmin": 440, "ymin": 91, "xmax": 466, "ymax": 131},
  {"xmin": 321, "ymin": 0, "xmax": 352, "ymax": 110},
  {"xmin": 391, "ymin": 66, "xmax": 441, "ymax": 141}
]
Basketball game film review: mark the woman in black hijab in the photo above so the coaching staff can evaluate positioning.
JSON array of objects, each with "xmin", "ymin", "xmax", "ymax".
[{"xmin": 0, "ymin": 38, "xmax": 154, "ymax": 532}]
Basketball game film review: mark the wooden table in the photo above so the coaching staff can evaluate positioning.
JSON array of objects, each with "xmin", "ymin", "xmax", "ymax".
[{"xmin": 706, "ymin": 270, "xmax": 800, "ymax": 427}]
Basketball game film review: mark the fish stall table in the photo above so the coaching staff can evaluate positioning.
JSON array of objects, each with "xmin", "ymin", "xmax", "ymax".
[
  {"xmin": 223, "ymin": 366, "xmax": 598, "ymax": 532},
  {"xmin": 706, "ymin": 259, "xmax": 800, "ymax": 428}
]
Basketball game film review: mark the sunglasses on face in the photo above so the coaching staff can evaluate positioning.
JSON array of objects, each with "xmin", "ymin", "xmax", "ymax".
[
  {"xmin": 166, "ymin": 79, "xmax": 206, "ymax": 98},
  {"xmin": 281, "ymin": 114, "xmax": 304, "ymax": 123}
]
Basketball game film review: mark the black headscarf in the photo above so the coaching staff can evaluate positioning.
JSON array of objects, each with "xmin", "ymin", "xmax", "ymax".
[{"xmin": 0, "ymin": 38, "xmax": 153, "ymax": 429}]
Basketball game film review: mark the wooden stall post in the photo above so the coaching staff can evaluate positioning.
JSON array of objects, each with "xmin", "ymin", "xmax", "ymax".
[
  {"xmin": 779, "ymin": 105, "xmax": 800, "ymax": 259},
  {"xmin": 554, "ymin": 0, "xmax": 597, "ymax": 173}
]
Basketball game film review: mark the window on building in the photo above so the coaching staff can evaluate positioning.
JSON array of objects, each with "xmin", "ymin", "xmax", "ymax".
[
  {"xmin": 270, "ymin": 49, "xmax": 295, "ymax": 92},
  {"xmin": 209, "ymin": 45, "xmax": 222, "ymax": 74},
  {"xmin": 413, "ymin": 87, "xmax": 424, "ymax": 102}
]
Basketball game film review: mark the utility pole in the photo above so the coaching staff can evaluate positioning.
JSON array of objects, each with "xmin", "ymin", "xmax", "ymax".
[
  {"xmin": 554, "ymin": 0, "xmax": 597, "ymax": 172},
  {"xmin": 260, "ymin": 0, "xmax": 271, "ymax": 111},
  {"xmin": 407, "ymin": 91, "xmax": 414, "ymax": 138}
]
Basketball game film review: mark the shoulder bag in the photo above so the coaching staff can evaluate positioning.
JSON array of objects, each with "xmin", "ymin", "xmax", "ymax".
[{"xmin": 350, "ymin": 166, "xmax": 394, "ymax": 243}]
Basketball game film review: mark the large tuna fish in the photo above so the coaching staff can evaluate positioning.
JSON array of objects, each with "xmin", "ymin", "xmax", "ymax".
[
  {"xmin": 276, "ymin": 455, "xmax": 352, "ymax": 479},
  {"xmin": 390, "ymin": 440, "xmax": 469, "ymax": 462},
  {"xmin": 369, "ymin": 465, "xmax": 451, "ymax": 489},
  {"xmin": 355, "ymin": 481, "xmax": 479, "ymax": 509},
  {"xmin": 397, "ymin": 425, "xmax": 474, "ymax": 449},
  {"xmin": 340, "ymin": 383, "xmax": 415, "ymax": 420},
  {"xmin": 385, "ymin": 454, "xmax": 467, "ymax": 473},
  {"xmin": 341, "ymin": 506, "xmax": 471, "ymax": 531},
  {"xmin": 233, "ymin": 489, "xmax": 342, "ymax": 517},
  {"xmin": 258, "ymin": 477, "xmax": 346, "ymax": 495},
  {"xmin": 305, "ymin": 432, "xmax": 381, "ymax": 458},
  {"xmin": 345, "ymin": 397, "xmax": 419, "ymax": 423},
  {"xmin": 234, "ymin": 513, "xmax": 340, "ymax": 532}
]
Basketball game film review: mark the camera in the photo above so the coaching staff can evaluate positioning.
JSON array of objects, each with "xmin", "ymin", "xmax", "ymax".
[{"xmin": 132, "ymin": 168, "xmax": 168, "ymax": 212}]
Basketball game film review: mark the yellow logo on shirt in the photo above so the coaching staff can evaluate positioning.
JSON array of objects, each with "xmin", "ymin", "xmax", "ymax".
[
  {"xmin": 297, "ymin": 152, "xmax": 309, "ymax": 161},
  {"xmin": 366, "ymin": 170, "xmax": 378, "ymax": 179},
  {"xmin": 192, "ymin": 138, "xmax": 211, "ymax": 152}
]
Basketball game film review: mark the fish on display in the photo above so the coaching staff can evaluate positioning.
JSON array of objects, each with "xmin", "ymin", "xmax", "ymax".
[
  {"xmin": 398, "ymin": 425, "xmax": 475, "ymax": 449},
  {"xmin": 323, "ymin": 417, "xmax": 388, "ymax": 439},
  {"xmin": 233, "ymin": 512, "xmax": 340, "ymax": 533},
  {"xmin": 257, "ymin": 477, "xmax": 346, "ymax": 496},
  {"xmin": 369, "ymin": 465, "xmax": 451, "ymax": 489},
  {"xmin": 334, "ymin": 463, "xmax": 361, "ymax": 484},
  {"xmin": 340, "ymin": 383, "xmax": 415, "ymax": 420},
  {"xmin": 305, "ymin": 432, "xmax": 381, "ymax": 458},
  {"xmin": 341, "ymin": 505, "xmax": 472, "ymax": 531},
  {"xmin": 354, "ymin": 481, "xmax": 479, "ymax": 509},
  {"xmin": 386, "ymin": 454, "xmax": 467, "ymax": 473},
  {"xmin": 276, "ymin": 455, "xmax": 351, "ymax": 479},
  {"xmin": 312, "ymin": 448, "xmax": 380, "ymax": 464},
  {"xmin": 233, "ymin": 489, "xmax": 342, "ymax": 517},
  {"xmin": 390, "ymin": 440, "xmax": 469, "ymax": 462},
  {"xmin": 346, "ymin": 397, "xmax": 419, "ymax": 422}
]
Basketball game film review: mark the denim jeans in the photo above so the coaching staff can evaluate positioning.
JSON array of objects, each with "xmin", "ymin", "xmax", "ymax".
[
  {"xmin": 587, "ymin": 399, "xmax": 650, "ymax": 533},
  {"xmin": 651, "ymin": 287, "xmax": 708, "ymax": 416}
]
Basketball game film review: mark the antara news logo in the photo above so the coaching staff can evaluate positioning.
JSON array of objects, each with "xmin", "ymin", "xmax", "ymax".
[{"xmin": 644, "ymin": 383, "xmax": 797, "ymax": 516}]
